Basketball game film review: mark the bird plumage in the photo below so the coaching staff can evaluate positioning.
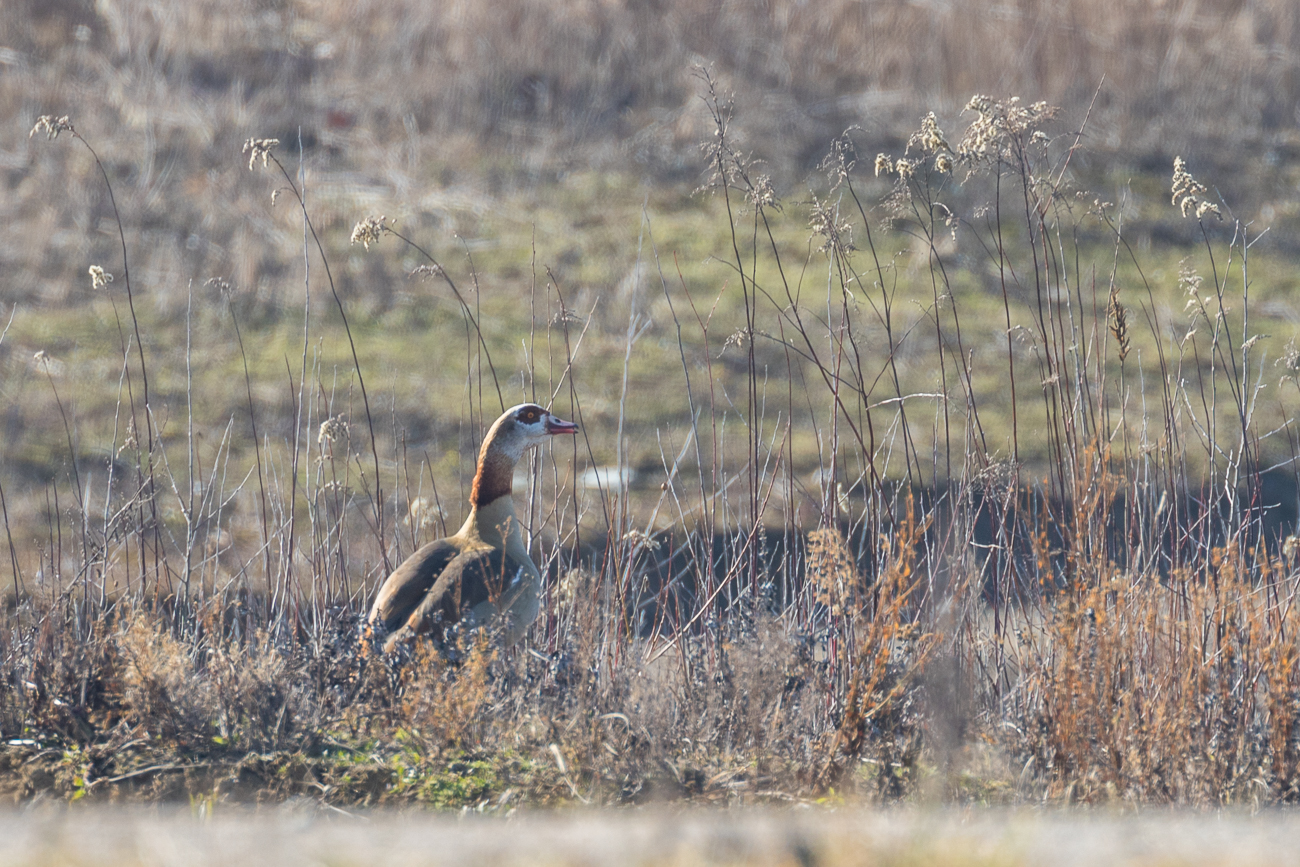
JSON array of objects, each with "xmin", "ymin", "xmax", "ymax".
[{"xmin": 368, "ymin": 403, "xmax": 578, "ymax": 653}]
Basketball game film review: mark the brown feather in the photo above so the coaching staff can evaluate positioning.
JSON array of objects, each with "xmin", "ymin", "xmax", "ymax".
[
  {"xmin": 401, "ymin": 547, "xmax": 529, "ymax": 634},
  {"xmin": 470, "ymin": 449, "xmax": 514, "ymax": 507},
  {"xmin": 368, "ymin": 539, "xmax": 460, "ymax": 633}
]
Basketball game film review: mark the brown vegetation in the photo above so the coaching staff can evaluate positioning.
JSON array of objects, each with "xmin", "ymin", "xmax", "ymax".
[
  {"xmin": 7, "ymin": 0, "xmax": 1300, "ymax": 309},
  {"xmin": 3, "ymin": 3, "xmax": 1300, "ymax": 810}
]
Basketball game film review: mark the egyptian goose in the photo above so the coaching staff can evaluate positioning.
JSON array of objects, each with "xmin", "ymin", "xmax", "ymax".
[{"xmin": 368, "ymin": 403, "xmax": 579, "ymax": 653}]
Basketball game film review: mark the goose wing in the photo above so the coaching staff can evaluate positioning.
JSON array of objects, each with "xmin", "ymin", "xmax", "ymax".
[
  {"xmin": 403, "ymin": 546, "xmax": 531, "ymax": 635},
  {"xmin": 368, "ymin": 538, "xmax": 461, "ymax": 633}
]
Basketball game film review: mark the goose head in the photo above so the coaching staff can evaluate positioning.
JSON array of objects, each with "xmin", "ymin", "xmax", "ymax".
[
  {"xmin": 484, "ymin": 403, "xmax": 579, "ymax": 460},
  {"xmin": 471, "ymin": 404, "xmax": 579, "ymax": 506}
]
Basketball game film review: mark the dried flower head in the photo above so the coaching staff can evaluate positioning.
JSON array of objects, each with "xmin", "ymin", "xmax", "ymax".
[
  {"xmin": 318, "ymin": 415, "xmax": 349, "ymax": 448},
  {"xmin": 934, "ymin": 153, "xmax": 953, "ymax": 174},
  {"xmin": 1085, "ymin": 195, "xmax": 1115, "ymax": 219},
  {"xmin": 1171, "ymin": 157, "xmax": 1222, "ymax": 221},
  {"xmin": 1178, "ymin": 258, "xmax": 1204, "ymax": 297},
  {"xmin": 693, "ymin": 75, "xmax": 752, "ymax": 198},
  {"xmin": 1170, "ymin": 157, "xmax": 1202, "ymax": 208},
  {"xmin": 809, "ymin": 196, "xmax": 852, "ymax": 254},
  {"xmin": 957, "ymin": 95, "xmax": 1057, "ymax": 165},
  {"xmin": 550, "ymin": 309, "xmax": 584, "ymax": 328},
  {"xmin": 621, "ymin": 528, "xmax": 661, "ymax": 551},
  {"xmin": 410, "ymin": 264, "xmax": 444, "ymax": 280},
  {"xmin": 1278, "ymin": 339, "xmax": 1300, "ymax": 387},
  {"xmin": 819, "ymin": 131, "xmax": 858, "ymax": 191},
  {"xmin": 747, "ymin": 174, "xmax": 778, "ymax": 209},
  {"xmin": 88, "ymin": 265, "xmax": 113, "ymax": 290},
  {"xmin": 206, "ymin": 277, "xmax": 233, "ymax": 298},
  {"xmin": 719, "ymin": 329, "xmax": 750, "ymax": 357},
  {"xmin": 894, "ymin": 157, "xmax": 914, "ymax": 180},
  {"xmin": 1179, "ymin": 258, "xmax": 1217, "ymax": 331},
  {"xmin": 874, "ymin": 153, "xmax": 894, "ymax": 177},
  {"xmin": 242, "ymin": 137, "xmax": 279, "ymax": 170},
  {"xmin": 907, "ymin": 111, "xmax": 950, "ymax": 155},
  {"xmin": 405, "ymin": 497, "xmax": 442, "ymax": 530},
  {"xmin": 1107, "ymin": 285, "xmax": 1130, "ymax": 361},
  {"xmin": 555, "ymin": 569, "xmax": 582, "ymax": 609},
  {"xmin": 30, "ymin": 115, "xmax": 73, "ymax": 140},
  {"xmin": 350, "ymin": 215, "xmax": 386, "ymax": 250}
]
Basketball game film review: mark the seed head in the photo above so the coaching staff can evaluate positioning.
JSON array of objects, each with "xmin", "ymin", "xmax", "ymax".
[
  {"xmin": 242, "ymin": 138, "xmax": 279, "ymax": 170},
  {"xmin": 1179, "ymin": 259, "xmax": 1204, "ymax": 297},
  {"xmin": 556, "ymin": 569, "xmax": 582, "ymax": 609},
  {"xmin": 957, "ymin": 95, "xmax": 1057, "ymax": 164},
  {"xmin": 88, "ymin": 265, "xmax": 114, "ymax": 290},
  {"xmin": 1278, "ymin": 339, "xmax": 1300, "ymax": 386},
  {"xmin": 410, "ymin": 264, "xmax": 444, "ymax": 280},
  {"xmin": 819, "ymin": 131, "xmax": 858, "ymax": 190},
  {"xmin": 809, "ymin": 197, "xmax": 852, "ymax": 253},
  {"xmin": 622, "ymin": 528, "xmax": 661, "ymax": 551},
  {"xmin": 30, "ymin": 115, "xmax": 73, "ymax": 140},
  {"xmin": 405, "ymin": 497, "xmax": 442, "ymax": 530},
  {"xmin": 747, "ymin": 174, "xmax": 778, "ymax": 209},
  {"xmin": 350, "ymin": 216, "xmax": 386, "ymax": 250},
  {"xmin": 318, "ymin": 415, "xmax": 349, "ymax": 448},
  {"xmin": 1107, "ymin": 285, "xmax": 1130, "ymax": 361},
  {"xmin": 907, "ymin": 111, "xmax": 950, "ymax": 154},
  {"xmin": 874, "ymin": 153, "xmax": 894, "ymax": 177},
  {"xmin": 1171, "ymin": 157, "xmax": 1222, "ymax": 221}
]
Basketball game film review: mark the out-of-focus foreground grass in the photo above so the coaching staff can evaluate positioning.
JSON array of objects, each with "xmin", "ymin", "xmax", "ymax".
[{"xmin": 6, "ymin": 808, "xmax": 1300, "ymax": 867}]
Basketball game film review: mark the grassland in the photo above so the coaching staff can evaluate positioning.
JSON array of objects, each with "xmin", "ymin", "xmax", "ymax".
[{"xmin": 5, "ymin": 0, "xmax": 1300, "ymax": 816}]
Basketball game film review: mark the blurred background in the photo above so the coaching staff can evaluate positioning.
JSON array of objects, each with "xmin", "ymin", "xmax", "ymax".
[{"xmin": 6, "ymin": 0, "xmax": 1300, "ymax": 307}]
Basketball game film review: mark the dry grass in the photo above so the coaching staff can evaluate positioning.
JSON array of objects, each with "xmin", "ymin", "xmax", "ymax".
[
  {"xmin": 4, "ymin": 3, "xmax": 1300, "ymax": 812},
  {"xmin": 7, "ymin": 0, "xmax": 1300, "ymax": 309}
]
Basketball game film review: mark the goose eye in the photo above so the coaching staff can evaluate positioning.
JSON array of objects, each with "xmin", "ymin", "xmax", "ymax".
[{"xmin": 521, "ymin": 408, "xmax": 539, "ymax": 423}]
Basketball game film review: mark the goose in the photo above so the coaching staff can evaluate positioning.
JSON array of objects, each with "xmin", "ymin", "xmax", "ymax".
[{"xmin": 368, "ymin": 403, "xmax": 579, "ymax": 654}]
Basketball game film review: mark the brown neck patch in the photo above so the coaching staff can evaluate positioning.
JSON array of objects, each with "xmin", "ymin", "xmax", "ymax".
[{"xmin": 470, "ymin": 447, "xmax": 514, "ymax": 507}]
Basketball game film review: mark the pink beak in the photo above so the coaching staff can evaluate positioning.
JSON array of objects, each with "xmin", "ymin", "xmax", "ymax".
[{"xmin": 545, "ymin": 413, "xmax": 579, "ymax": 435}]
